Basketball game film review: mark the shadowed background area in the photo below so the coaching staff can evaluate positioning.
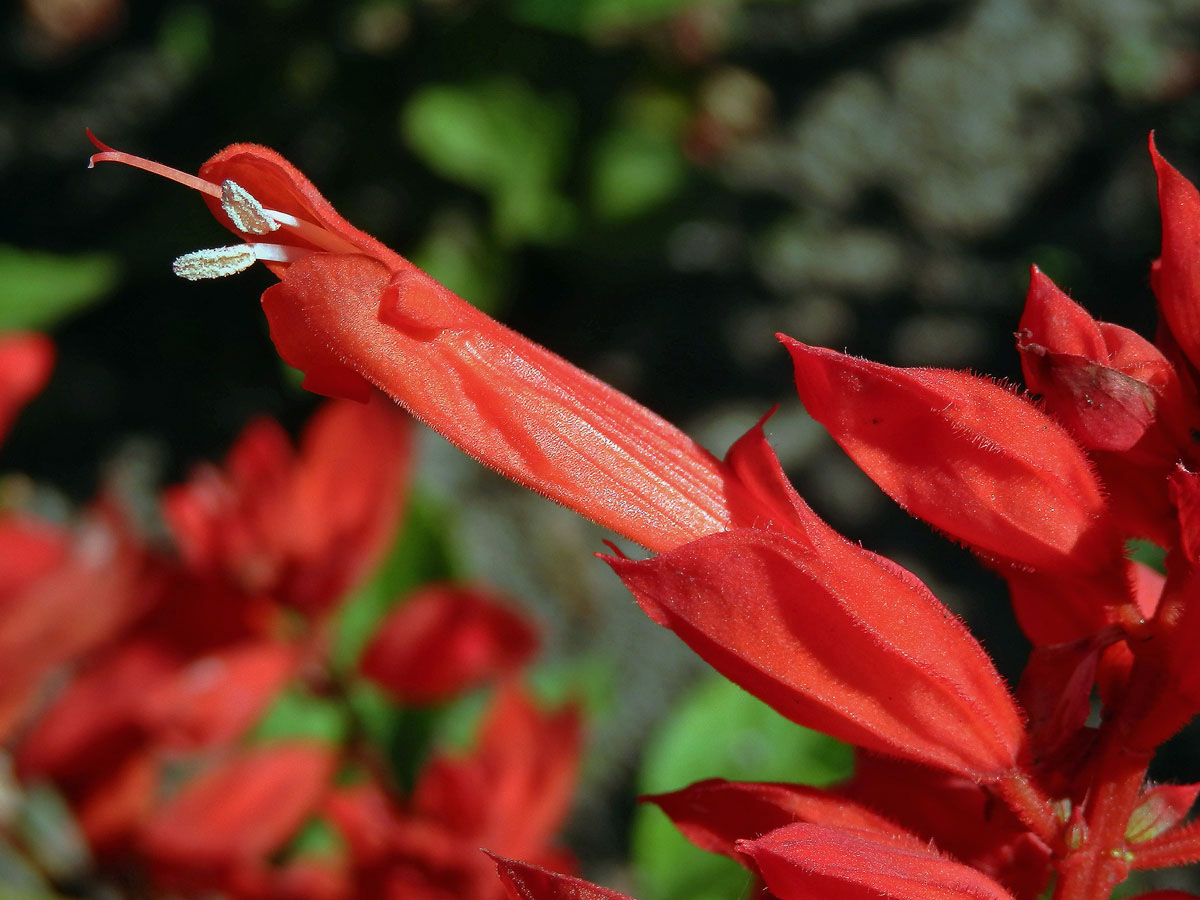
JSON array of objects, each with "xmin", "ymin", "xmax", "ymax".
[{"xmin": 3, "ymin": 0, "xmax": 1200, "ymax": 896}]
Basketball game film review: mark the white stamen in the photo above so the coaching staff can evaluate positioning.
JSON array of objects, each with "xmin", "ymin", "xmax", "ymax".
[
  {"xmin": 172, "ymin": 245, "xmax": 257, "ymax": 280},
  {"xmin": 171, "ymin": 242, "xmax": 314, "ymax": 280},
  {"xmin": 261, "ymin": 207, "xmax": 361, "ymax": 254},
  {"xmin": 221, "ymin": 180, "xmax": 279, "ymax": 235},
  {"xmin": 250, "ymin": 243, "xmax": 311, "ymax": 264}
]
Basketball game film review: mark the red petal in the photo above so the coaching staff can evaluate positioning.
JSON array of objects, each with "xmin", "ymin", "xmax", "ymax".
[
  {"xmin": 491, "ymin": 855, "xmax": 638, "ymax": 900},
  {"xmin": 164, "ymin": 395, "xmax": 411, "ymax": 615},
  {"xmin": 840, "ymin": 754, "xmax": 1052, "ymax": 899},
  {"xmin": 413, "ymin": 684, "xmax": 582, "ymax": 858},
  {"xmin": 72, "ymin": 746, "xmax": 159, "ymax": 857},
  {"xmin": 199, "ymin": 145, "xmax": 397, "ymax": 264},
  {"xmin": 0, "ymin": 332, "xmax": 53, "ymax": 447},
  {"xmin": 1171, "ymin": 465, "xmax": 1200, "ymax": 565},
  {"xmin": 0, "ymin": 513, "xmax": 69, "ymax": 597},
  {"xmin": 360, "ymin": 584, "xmax": 539, "ymax": 704},
  {"xmin": 1150, "ymin": 135, "xmax": 1200, "ymax": 372},
  {"xmin": 643, "ymin": 778, "xmax": 918, "ymax": 863},
  {"xmin": 260, "ymin": 251, "xmax": 755, "ymax": 553},
  {"xmin": 141, "ymin": 640, "xmax": 297, "ymax": 750},
  {"xmin": 1016, "ymin": 639, "xmax": 1103, "ymax": 762},
  {"xmin": 16, "ymin": 641, "xmax": 174, "ymax": 782},
  {"xmin": 0, "ymin": 509, "xmax": 159, "ymax": 743},
  {"xmin": 1002, "ymin": 566, "xmax": 1128, "ymax": 646},
  {"xmin": 141, "ymin": 742, "xmax": 336, "ymax": 889},
  {"xmin": 783, "ymin": 337, "xmax": 1120, "ymax": 577},
  {"xmin": 606, "ymin": 528, "xmax": 1024, "ymax": 781},
  {"xmin": 740, "ymin": 823, "xmax": 1016, "ymax": 900},
  {"xmin": 1018, "ymin": 265, "xmax": 1107, "ymax": 360}
]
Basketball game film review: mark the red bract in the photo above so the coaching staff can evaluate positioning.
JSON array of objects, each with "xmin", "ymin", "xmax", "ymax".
[
  {"xmin": 140, "ymin": 742, "xmax": 336, "ymax": 893},
  {"xmin": 0, "ymin": 508, "xmax": 157, "ymax": 745},
  {"xmin": 606, "ymin": 526, "xmax": 1023, "ymax": 781},
  {"xmin": 1151, "ymin": 135, "xmax": 1200, "ymax": 373},
  {"xmin": 360, "ymin": 584, "xmax": 539, "ymax": 705},
  {"xmin": 642, "ymin": 777, "xmax": 920, "ymax": 865},
  {"xmin": 839, "ymin": 753, "xmax": 1052, "ymax": 900},
  {"xmin": 0, "ymin": 331, "xmax": 53, "ymax": 447},
  {"xmin": 319, "ymin": 684, "xmax": 581, "ymax": 900},
  {"xmin": 492, "ymin": 856, "xmax": 635, "ymax": 900},
  {"xmin": 782, "ymin": 339, "xmax": 1126, "ymax": 583},
  {"xmin": 739, "ymin": 823, "xmax": 1017, "ymax": 900},
  {"xmin": 163, "ymin": 394, "xmax": 411, "ymax": 617}
]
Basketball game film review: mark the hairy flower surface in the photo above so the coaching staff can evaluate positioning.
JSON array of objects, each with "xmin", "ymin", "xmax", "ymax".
[{"xmin": 89, "ymin": 133, "xmax": 1200, "ymax": 900}]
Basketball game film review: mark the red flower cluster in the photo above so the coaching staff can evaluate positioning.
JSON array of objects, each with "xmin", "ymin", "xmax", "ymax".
[
  {"xmin": 89, "ymin": 132, "xmax": 1200, "ymax": 900},
  {"xmin": 1, "ymin": 330, "xmax": 580, "ymax": 898}
]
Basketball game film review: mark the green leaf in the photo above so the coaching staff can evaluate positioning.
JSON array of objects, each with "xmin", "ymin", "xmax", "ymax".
[
  {"xmin": 1127, "ymin": 538, "xmax": 1166, "ymax": 574},
  {"xmin": 400, "ymin": 79, "xmax": 576, "ymax": 243},
  {"xmin": 591, "ymin": 127, "xmax": 686, "ymax": 221},
  {"xmin": 284, "ymin": 817, "xmax": 343, "ymax": 860},
  {"xmin": 0, "ymin": 839, "xmax": 50, "ymax": 896},
  {"xmin": 511, "ymin": 0, "xmax": 706, "ymax": 35},
  {"xmin": 631, "ymin": 674, "xmax": 853, "ymax": 900},
  {"xmin": 529, "ymin": 654, "xmax": 617, "ymax": 721},
  {"xmin": 409, "ymin": 211, "xmax": 510, "ymax": 313},
  {"xmin": 333, "ymin": 491, "xmax": 459, "ymax": 671},
  {"xmin": 252, "ymin": 687, "xmax": 348, "ymax": 743},
  {"xmin": 13, "ymin": 783, "xmax": 90, "ymax": 880},
  {"xmin": 0, "ymin": 246, "xmax": 119, "ymax": 332},
  {"xmin": 156, "ymin": 4, "xmax": 214, "ymax": 77}
]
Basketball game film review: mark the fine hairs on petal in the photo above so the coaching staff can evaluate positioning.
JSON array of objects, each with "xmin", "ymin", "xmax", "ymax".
[{"xmin": 221, "ymin": 180, "xmax": 279, "ymax": 235}]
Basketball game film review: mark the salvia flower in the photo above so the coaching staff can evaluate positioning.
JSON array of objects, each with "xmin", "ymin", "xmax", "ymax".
[{"xmin": 90, "ymin": 132, "xmax": 1200, "ymax": 900}]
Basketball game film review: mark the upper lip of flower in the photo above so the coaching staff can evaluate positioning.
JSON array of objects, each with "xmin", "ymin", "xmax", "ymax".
[{"xmin": 86, "ymin": 129, "xmax": 359, "ymax": 280}]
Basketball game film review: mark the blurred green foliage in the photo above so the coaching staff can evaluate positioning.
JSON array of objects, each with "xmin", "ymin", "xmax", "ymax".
[
  {"xmin": 0, "ymin": 247, "xmax": 118, "ymax": 333},
  {"xmin": 401, "ymin": 79, "xmax": 577, "ymax": 244}
]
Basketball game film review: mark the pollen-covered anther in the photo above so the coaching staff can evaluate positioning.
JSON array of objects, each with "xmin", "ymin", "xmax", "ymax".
[
  {"xmin": 171, "ymin": 243, "xmax": 310, "ymax": 280},
  {"xmin": 221, "ymin": 180, "xmax": 279, "ymax": 235}
]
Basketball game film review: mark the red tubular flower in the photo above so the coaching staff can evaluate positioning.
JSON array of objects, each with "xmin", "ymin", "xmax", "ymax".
[
  {"xmin": 89, "ymin": 135, "xmax": 764, "ymax": 554},
  {"xmin": 163, "ymin": 395, "xmax": 410, "ymax": 617},
  {"xmin": 0, "ymin": 332, "xmax": 53, "ymax": 447},
  {"xmin": 605, "ymin": 524, "xmax": 1025, "ymax": 782},
  {"xmin": 782, "ymin": 337, "xmax": 1121, "ymax": 574},
  {"xmin": 738, "ymin": 823, "xmax": 1017, "ymax": 900},
  {"xmin": 359, "ymin": 584, "xmax": 539, "ymax": 705}
]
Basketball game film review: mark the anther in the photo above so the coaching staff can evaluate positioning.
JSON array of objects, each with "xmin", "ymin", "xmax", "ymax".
[
  {"xmin": 172, "ymin": 246, "xmax": 258, "ymax": 280},
  {"xmin": 221, "ymin": 180, "xmax": 279, "ymax": 235}
]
